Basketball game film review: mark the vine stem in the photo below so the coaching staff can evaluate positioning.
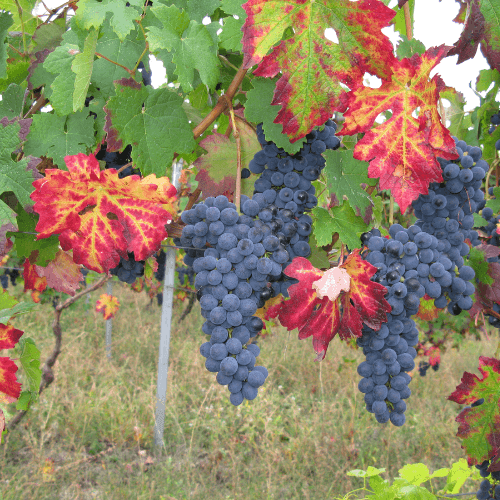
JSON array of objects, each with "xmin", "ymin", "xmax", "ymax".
[
  {"xmin": 95, "ymin": 52, "xmax": 133, "ymax": 75},
  {"xmin": 403, "ymin": 2, "xmax": 413, "ymax": 40},
  {"xmin": 13, "ymin": 0, "xmax": 27, "ymax": 55},
  {"xmin": 389, "ymin": 195, "xmax": 394, "ymax": 225},
  {"xmin": 6, "ymin": 274, "xmax": 110, "ymax": 432},
  {"xmin": 224, "ymin": 95, "xmax": 242, "ymax": 212}
]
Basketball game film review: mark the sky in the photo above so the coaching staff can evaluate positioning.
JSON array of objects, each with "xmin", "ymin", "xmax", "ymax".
[{"xmin": 29, "ymin": 0, "xmax": 491, "ymax": 113}]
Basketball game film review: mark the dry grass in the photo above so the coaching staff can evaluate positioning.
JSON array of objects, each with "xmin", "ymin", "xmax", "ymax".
[{"xmin": 0, "ymin": 280, "xmax": 494, "ymax": 500}]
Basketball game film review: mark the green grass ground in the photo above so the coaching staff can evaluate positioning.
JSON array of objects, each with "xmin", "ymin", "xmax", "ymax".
[{"xmin": 0, "ymin": 281, "xmax": 494, "ymax": 500}]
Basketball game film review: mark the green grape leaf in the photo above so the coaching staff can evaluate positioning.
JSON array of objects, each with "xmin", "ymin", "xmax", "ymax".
[
  {"xmin": 72, "ymin": 28, "xmax": 98, "ymax": 112},
  {"xmin": 323, "ymin": 149, "xmax": 376, "ymax": 216},
  {"xmin": 308, "ymin": 232, "xmax": 330, "ymax": 270},
  {"xmin": 74, "ymin": 0, "xmax": 143, "ymax": 42},
  {"xmin": 0, "ymin": 83, "xmax": 25, "ymax": 119},
  {"xmin": 396, "ymin": 36, "xmax": 425, "ymax": 59},
  {"xmin": 244, "ymin": 77, "xmax": 305, "ymax": 154},
  {"xmin": 0, "ymin": 12, "xmax": 13, "ymax": 79},
  {"xmin": 7, "ymin": 203, "xmax": 59, "ymax": 266},
  {"xmin": 91, "ymin": 22, "xmax": 144, "ymax": 98},
  {"xmin": 43, "ymin": 43, "xmax": 81, "ymax": 116},
  {"xmin": 486, "ymin": 187, "xmax": 500, "ymax": 214},
  {"xmin": 23, "ymin": 111, "xmax": 95, "ymax": 169},
  {"xmin": 313, "ymin": 205, "xmax": 368, "ymax": 250},
  {"xmin": 16, "ymin": 337, "xmax": 42, "ymax": 408},
  {"xmin": 476, "ymin": 68, "xmax": 500, "ymax": 92},
  {"xmin": 147, "ymin": 5, "xmax": 219, "ymax": 91},
  {"xmin": 104, "ymin": 78, "xmax": 196, "ymax": 177}
]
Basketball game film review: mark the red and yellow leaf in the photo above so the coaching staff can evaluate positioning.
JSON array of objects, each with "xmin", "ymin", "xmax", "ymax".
[
  {"xmin": 448, "ymin": 356, "xmax": 500, "ymax": 469},
  {"xmin": 30, "ymin": 153, "xmax": 177, "ymax": 274},
  {"xmin": 23, "ymin": 258, "xmax": 47, "ymax": 296},
  {"xmin": 0, "ymin": 355, "xmax": 21, "ymax": 400},
  {"xmin": 95, "ymin": 294, "xmax": 120, "ymax": 320},
  {"xmin": 339, "ymin": 45, "xmax": 459, "ymax": 213},
  {"xmin": 278, "ymin": 251, "xmax": 390, "ymax": 360},
  {"xmin": 241, "ymin": 0, "xmax": 397, "ymax": 141},
  {"xmin": 0, "ymin": 322, "xmax": 23, "ymax": 350}
]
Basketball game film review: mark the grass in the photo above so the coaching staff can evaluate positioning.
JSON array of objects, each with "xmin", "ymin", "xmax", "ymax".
[{"xmin": 0, "ymin": 279, "xmax": 495, "ymax": 500}]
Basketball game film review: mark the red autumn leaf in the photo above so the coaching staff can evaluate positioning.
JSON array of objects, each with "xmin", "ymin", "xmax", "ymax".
[
  {"xmin": 338, "ymin": 45, "xmax": 459, "ymax": 213},
  {"xmin": 278, "ymin": 250, "xmax": 390, "ymax": 360},
  {"xmin": 448, "ymin": 0, "xmax": 500, "ymax": 74},
  {"xmin": 95, "ymin": 294, "xmax": 120, "ymax": 320},
  {"xmin": 30, "ymin": 153, "xmax": 177, "ymax": 274},
  {"xmin": 35, "ymin": 250, "xmax": 84, "ymax": 296},
  {"xmin": 448, "ymin": 356, "xmax": 500, "ymax": 470},
  {"xmin": 0, "ymin": 322, "xmax": 23, "ymax": 350},
  {"xmin": 241, "ymin": 0, "xmax": 397, "ymax": 141},
  {"xmin": 23, "ymin": 258, "xmax": 47, "ymax": 298},
  {"xmin": 0, "ymin": 356, "xmax": 21, "ymax": 400}
]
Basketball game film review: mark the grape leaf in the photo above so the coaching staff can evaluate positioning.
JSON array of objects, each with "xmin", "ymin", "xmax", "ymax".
[
  {"xmin": 313, "ymin": 205, "xmax": 368, "ymax": 250},
  {"xmin": 23, "ymin": 110, "xmax": 96, "ymax": 170},
  {"xmin": 7, "ymin": 203, "xmax": 59, "ymax": 267},
  {"xmin": 338, "ymin": 45, "xmax": 459, "ymax": 213},
  {"xmin": 74, "ymin": 0, "xmax": 143, "ymax": 42},
  {"xmin": 448, "ymin": 356, "xmax": 500, "ymax": 469},
  {"xmin": 96, "ymin": 293, "xmax": 120, "ymax": 320},
  {"xmin": 30, "ymin": 153, "xmax": 177, "ymax": 274},
  {"xmin": 147, "ymin": 4, "xmax": 220, "ymax": 92},
  {"xmin": 219, "ymin": 0, "xmax": 246, "ymax": 52},
  {"xmin": 35, "ymin": 250, "xmax": 84, "ymax": 296},
  {"xmin": 469, "ymin": 260, "xmax": 500, "ymax": 321},
  {"xmin": 467, "ymin": 246, "xmax": 493, "ymax": 285},
  {"xmin": 241, "ymin": 0, "xmax": 397, "ymax": 142},
  {"xmin": 323, "ymin": 149, "xmax": 376, "ymax": 216},
  {"xmin": 485, "ymin": 187, "xmax": 500, "ymax": 214},
  {"xmin": 278, "ymin": 252, "xmax": 390, "ymax": 360},
  {"xmin": 244, "ymin": 77, "xmax": 305, "ymax": 154},
  {"xmin": 104, "ymin": 78, "xmax": 196, "ymax": 177},
  {"xmin": 449, "ymin": 0, "xmax": 500, "ymax": 74},
  {"xmin": 194, "ymin": 118, "xmax": 261, "ymax": 199}
]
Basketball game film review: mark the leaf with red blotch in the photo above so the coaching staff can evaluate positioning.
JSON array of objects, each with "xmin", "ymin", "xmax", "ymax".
[
  {"xmin": 95, "ymin": 294, "xmax": 120, "ymax": 320},
  {"xmin": 30, "ymin": 153, "xmax": 177, "ymax": 274},
  {"xmin": 417, "ymin": 295, "xmax": 440, "ymax": 320},
  {"xmin": 448, "ymin": 0, "xmax": 500, "ymax": 74},
  {"xmin": 23, "ymin": 259, "xmax": 47, "ymax": 299},
  {"xmin": 194, "ymin": 119, "xmax": 261, "ymax": 199},
  {"xmin": 35, "ymin": 250, "xmax": 84, "ymax": 296},
  {"xmin": 0, "ymin": 356, "xmax": 21, "ymax": 400},
  {"xmin": 0, "ymin": 322, "xmax": 23, "ymax": 350},
  {"xmin": 278, "ymin": 250, "xmax": 390, "ymax": 360},
  {"xmin": 448, "ymin": 356, "xmax": 500, "ymax": 470},
  {"xmin": 469, "ymin": 261, "xmax": 500, "ymax": 321},
  {"xmin": 241, "ymin": 0, "xmax": 397, "ymax": 142},
  {"xmin": 338, "ymin": 45, "xmax": 459, "ymax": 213}
]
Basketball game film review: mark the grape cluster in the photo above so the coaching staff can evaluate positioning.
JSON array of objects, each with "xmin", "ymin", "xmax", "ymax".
[
  {"xmin": 2, "ymin": 268, "xmax": 19, "ymax": 287},
  {"xmin": 418, "ymin": 360, "xmax": 439, "ymax": 376},
  {"xmin": 474, "ymin": 444, "xmax": 500, "ymax": 500},
  {"xmin": 181, "ymin": 194, "xmax": 287, "ymax": 404},
  {"xmin": 109, "ymin": 252, "xmax": 145, "ymax": 284},
  {"xmin": 357, "ymin": 225, "xmax": 441, "ymax": 425},
  {"xmin": 247, "ymin": 120, "xmax": 340, "ymax": 298},
  {"xmin": 154, "ymin": 249, "xmax": 166, "ymax": 281},
  {"xmin": 489, "ymin": 111, "xmax": 500, "ymax": 135},
  {"xmin": 411, "ymin": 136, "xmax": 484, "ymax": 313}
]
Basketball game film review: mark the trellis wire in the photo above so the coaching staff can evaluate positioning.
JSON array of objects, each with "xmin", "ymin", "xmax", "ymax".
[{"xmin": 154, "ymin": 158, "xmax": 183, "ymax": 452}]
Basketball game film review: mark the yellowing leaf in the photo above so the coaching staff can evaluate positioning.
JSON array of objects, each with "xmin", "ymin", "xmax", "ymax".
[{"xmin": 95, "ymin": 293, "xmax": 120, "ymax": 320}]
